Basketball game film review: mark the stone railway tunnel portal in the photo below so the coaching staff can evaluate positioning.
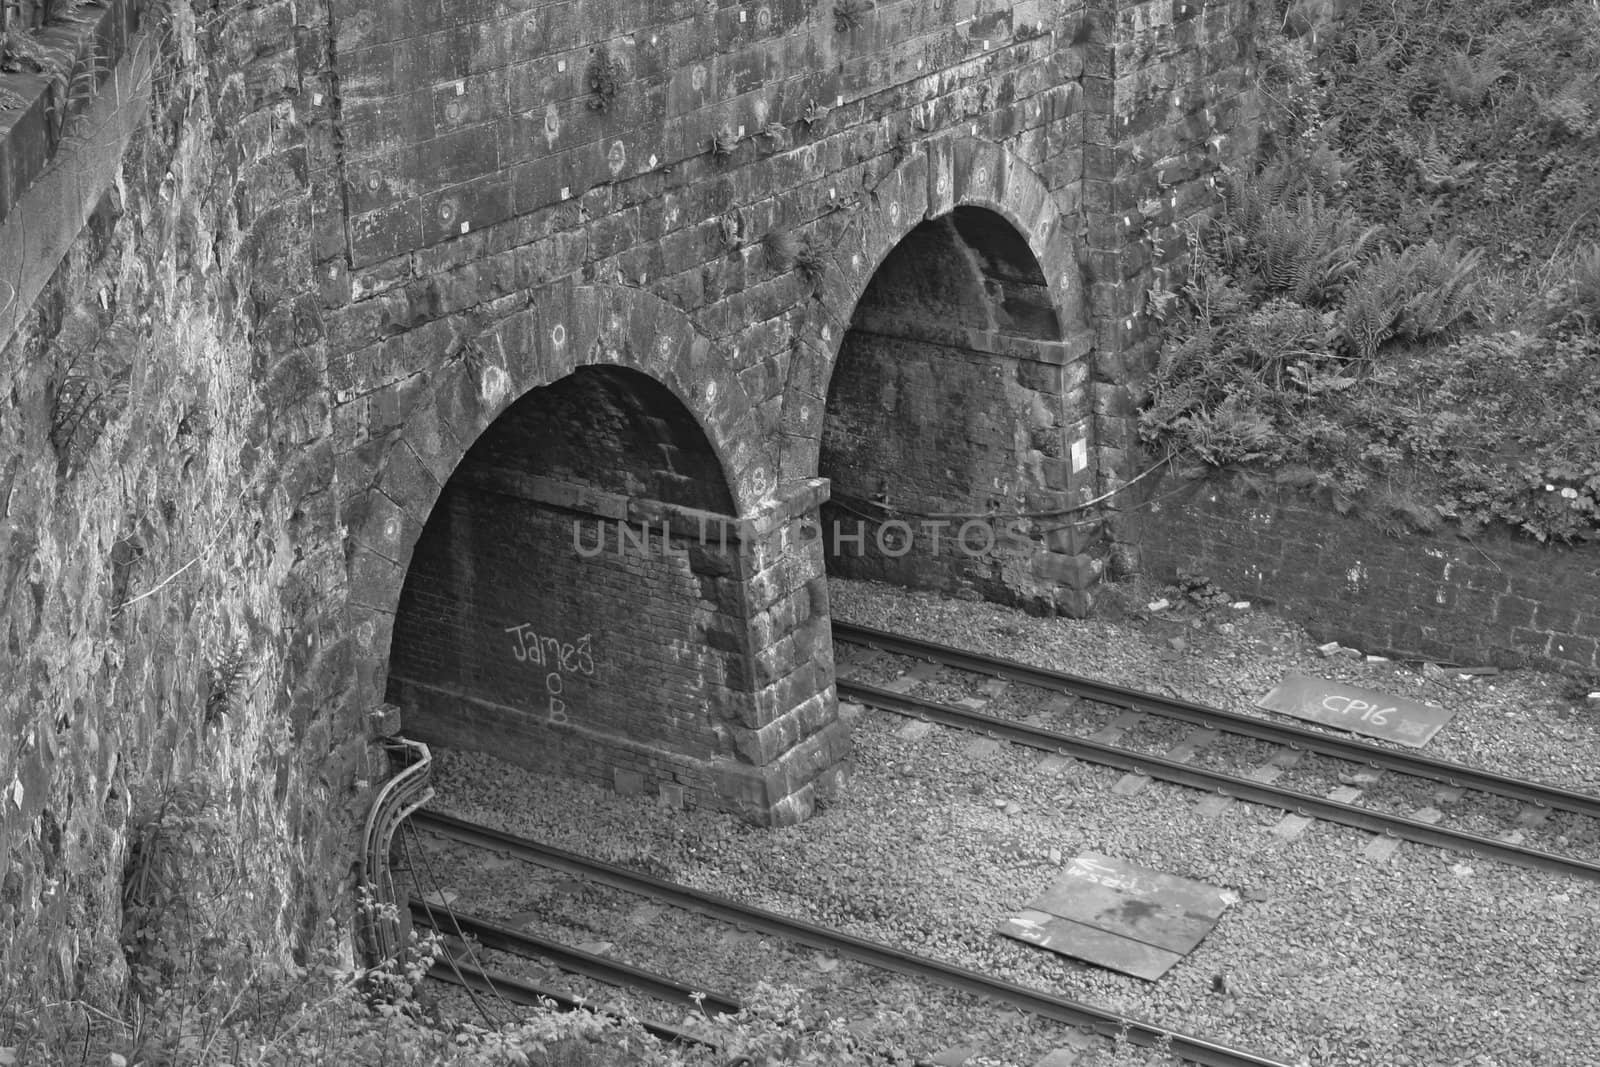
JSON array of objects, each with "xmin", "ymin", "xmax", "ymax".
[
  {"xmin": 0, "ymin": 0, "xmax": 1265, "ymax": 1006},
  {"xmin": 364, "ymin": 153, "xmax": 1099, "ymax": 829},
  {"xmin": 351, "ymin": 286, "xmax": 849, "ymax": 826},
  {"xmin": 820, "ymin": 204, "xmax": 1101, "ymax": 616},
  {"xmin": 326, "ymin": 1, "xmax": 1262, "ymax": 826},
  {"xmin": 388, "ymin": 365, "xmax": 753, "ymax": 809}
]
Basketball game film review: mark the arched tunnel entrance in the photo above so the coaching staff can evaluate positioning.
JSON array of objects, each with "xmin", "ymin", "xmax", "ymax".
[
  {"xmin": 820, "ymin": 207, "xmax": 1102, "ymax": 616},
  {"xmin": 385, "ymin": 364, "xmax": 844, "ymax": 823}
]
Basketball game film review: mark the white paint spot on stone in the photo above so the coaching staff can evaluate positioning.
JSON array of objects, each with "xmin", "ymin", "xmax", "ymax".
[
  {"xmin": 479, "ymin": 364, "xmax": 511, "ymax": 406},
  {"xmin": 551, "ymin": 323, "xmax": 567, "ymax": 346},
  {"xmin": 649, "ymin": 153, "xmax": 658, "ymax": 168},
  {"xmin": 975, "ymin": 166, "xmax": 989, "ymax": 187},
  {"xmin": 739, "ymin": 8, "xmax": 745, "ymax": 21},
  {"xmin": 557, "ymin": 59, "xmax": 566, "ymax": 73},
  {"xmin": 692, "ymin": 64, "xmax": 707, "ymax": 91},
  {"xmin": 544, "ymin": 102, "xmax": 561, "ymax": 146},
  {"xmin": 706, "ymin": 381, "xmax": 718, "ymax": 403},
  {"xmin": 312, "ymin": 92, "xmax": 323, "ymax": 106},
  {"xmin": 460, "ymin": 220, "xmax": 470, "ymax": 234},
  {"xmin": 561, "ymin": 186, "xmax": 571, "ymax": 200},
  {"xmin": 821, "ymin": 325, "xmax": 831, "ymax": 343},
  {"xmin": 607, "ymin": 139, "xmax": 627, "ymax": 176},
  {"xmin": 851, "ymin": 253, "xmax": 861, "ymax": 270}
]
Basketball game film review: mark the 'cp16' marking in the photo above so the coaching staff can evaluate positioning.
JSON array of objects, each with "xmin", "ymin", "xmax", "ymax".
[{"xmin": 1320, "ymin": 695, "xmax": 1396, "ymax": 725}]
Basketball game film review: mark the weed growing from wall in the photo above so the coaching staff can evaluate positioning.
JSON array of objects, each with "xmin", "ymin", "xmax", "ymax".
[
  {"xmin": 710, "ymin": 124, "xmax": 739, "ymax": 160},
  {"xmin": 585, "ymin": 45, "xmax": 618, "ymax": 113},
  {"xmin": 794, "ymin": 238, "xmax": 827, "ymax": 295},
  {"xmin": 832, "ymin": 0, "xmax": 866, "ymax": 31},
  {"xmin": 47, "ymin": 318, "xmax": 134, "ymax": 477}
]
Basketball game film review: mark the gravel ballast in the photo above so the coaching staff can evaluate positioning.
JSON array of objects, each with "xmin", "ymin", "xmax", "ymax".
[{"xmin": 423, "ymin": 578, "xmax": 1600, "ymax": 1067}]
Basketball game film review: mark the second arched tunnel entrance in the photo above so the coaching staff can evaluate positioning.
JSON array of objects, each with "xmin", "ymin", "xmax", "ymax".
[{"xmin": 820, "ymin": 206, "xmax": 1103, "ymax": 617}]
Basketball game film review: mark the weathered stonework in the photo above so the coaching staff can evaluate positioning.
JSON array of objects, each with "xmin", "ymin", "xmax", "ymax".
[
  {"xmin": 1, "ymin": 0, "xmax": 379, "ymax": 1011},
  {"xmin": 0, "ymin": 0, "xmax": 1264, "ymax": 1008}
]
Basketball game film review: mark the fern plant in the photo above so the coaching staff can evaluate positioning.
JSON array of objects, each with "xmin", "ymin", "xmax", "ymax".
[
  {"xmin": 1394, "ymin": 238, "xmax": 1482, "ymax": 339},
  {"xmin": 1337, "ymin": 253, "xmax": 1406, "ymax": 361},
  {"xmin": 1433, "ymin": 50, "xmax": 1506, "ymax": 109}
]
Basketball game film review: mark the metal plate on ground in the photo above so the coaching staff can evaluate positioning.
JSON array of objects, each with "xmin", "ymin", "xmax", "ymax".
[
  {"xmin": 1255, "ymin": 673, "xmax": 1454, "ymax": 747},
  {"xmin": 997, "ymin": 854, "xmax": 1236, "ymax": 980}
]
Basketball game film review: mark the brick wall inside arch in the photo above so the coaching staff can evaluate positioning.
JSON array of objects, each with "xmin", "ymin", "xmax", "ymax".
[
  {"xmin": 389, "ymin": 479, "xmax": 752, "ymax": 801},
  {"xmin": 819, "ymin": 207, "xmax": 1101, "ymax": 615},
  {"xmin": 386, "ymin": 365, "xmax": 762, "ymax": 808}
]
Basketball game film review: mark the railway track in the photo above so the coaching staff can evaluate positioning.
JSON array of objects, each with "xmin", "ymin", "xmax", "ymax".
[
  {"xmin": 832, "ymin": 621, "xmax": 1600, "ymax": 883},
  {"xmin": 410, "ymin": 808, "xmax": 1296, "ymax": 1067},
  {"xmin": 413, "ymin": 899, "xmax": 733, "ymax": 1048}
]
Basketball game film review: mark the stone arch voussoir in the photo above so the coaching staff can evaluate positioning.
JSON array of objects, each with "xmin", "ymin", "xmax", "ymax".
[{"xmin": 778, "ymin": 136, "xmax": 1084, "ymax": 484}]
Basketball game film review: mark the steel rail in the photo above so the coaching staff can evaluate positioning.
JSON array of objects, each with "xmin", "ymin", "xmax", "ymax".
[
  {"xmin": 839, "ymin": 678, "xmax": 1600, "ymax": 883},
  {"xmin": 832, "ymin": 620, "xmax": 1600, "ymax": 820},
  {"xmin": 413, "ymin": 809, "xmax": 1294, "ymax": 1067},
  {"xmin": 424, "ymin": 959, "xmax": 721, "ymax": 1048},
  {"xmin": 413, "ymin": 901, "xmax": 742, "ymax": 1015}
]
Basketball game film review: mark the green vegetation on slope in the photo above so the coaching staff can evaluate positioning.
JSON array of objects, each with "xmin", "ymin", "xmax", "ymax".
[{"xmin": 1140, "ymin": 0, "xmax": 1600, "ymax": 543}]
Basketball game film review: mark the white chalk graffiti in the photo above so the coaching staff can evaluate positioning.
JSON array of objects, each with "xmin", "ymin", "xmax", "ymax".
[{"xmin": 505, "ymin": 624, "xmax": 594, "ymax": 725}]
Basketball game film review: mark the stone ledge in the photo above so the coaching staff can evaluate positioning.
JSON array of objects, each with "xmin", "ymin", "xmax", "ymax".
[
  {"xmin": 0, "ymin": 0, "xmax": 143, "ymax": 226},
  {"xmin": 0, "ymin": 0, "xmax": 149, "ymax": 349}
]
